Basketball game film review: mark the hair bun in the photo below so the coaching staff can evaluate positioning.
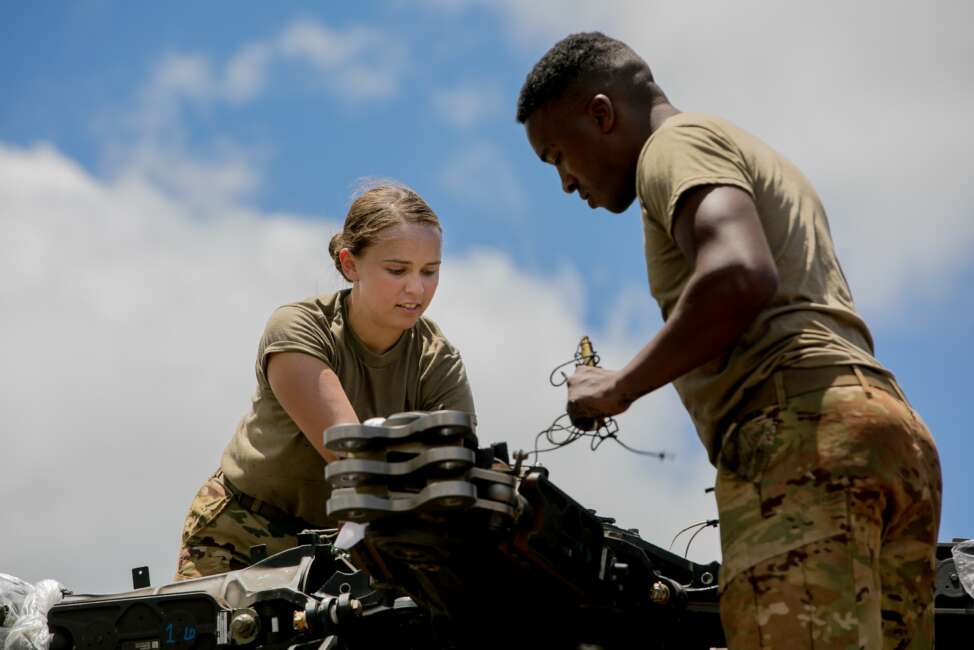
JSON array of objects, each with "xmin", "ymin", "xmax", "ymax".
[{"xmin": 328, "ymin": 233, "xmax": 350, "ymax": 281}]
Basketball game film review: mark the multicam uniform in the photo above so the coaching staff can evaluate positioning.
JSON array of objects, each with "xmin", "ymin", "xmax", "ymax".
[
  {"xmin": 636, "ymin": 113, "xmax": 942, "ymax": 648},
  {"xmin": 175, "ymin": 290, "xmax": 476, "ymax": 580}
]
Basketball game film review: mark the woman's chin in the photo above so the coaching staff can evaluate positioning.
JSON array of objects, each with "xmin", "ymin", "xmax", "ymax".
[{"xmin": 390, "ymin": 306, "xmax": 424, "ymax": 327}]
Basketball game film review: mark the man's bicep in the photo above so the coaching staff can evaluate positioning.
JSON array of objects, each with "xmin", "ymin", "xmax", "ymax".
[{"xmin": 672, "ymin": 185, "xmax": 775, "ymax": 276}]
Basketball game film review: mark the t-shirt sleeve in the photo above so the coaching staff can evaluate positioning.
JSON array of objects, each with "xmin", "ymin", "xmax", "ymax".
[
  {"xmin": 637, "ymin": 122, "xmax": 754, "ymax": 237},
  {"xmin": 256, "ymin": 305, "xmax": 337, "ymax": 382},
  {"xmin": 420, "ymin": 347, "xmax": 476, "ymax": 416}
]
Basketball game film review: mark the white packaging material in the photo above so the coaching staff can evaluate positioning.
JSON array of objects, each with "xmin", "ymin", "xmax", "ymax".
[
  {"xmin": 0, "ymin": 574, "xmax": 65, "ymax": 650},
  {"xmin": 952, "ymin": 539, "xmax": 974, "ymax": 600},
  {"xmin": 335, "ymin": 521, "xmax": 368, "ymax": 550}
]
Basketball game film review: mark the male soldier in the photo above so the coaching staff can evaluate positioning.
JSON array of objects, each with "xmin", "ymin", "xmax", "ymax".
[{"xmin": 517, "ymin": 32, "xmax": 942, "ymax": 648}]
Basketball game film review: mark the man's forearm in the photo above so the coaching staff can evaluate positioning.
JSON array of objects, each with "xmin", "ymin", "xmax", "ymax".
[{"xmin": 614, "ymin": 264, "xmax": 774, "ymax": 405}]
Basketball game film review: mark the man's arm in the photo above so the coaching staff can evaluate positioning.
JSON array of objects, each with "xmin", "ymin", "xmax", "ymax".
[
  {"xmin": 267, "ymin": 352, "xmax": 360, "ymax": 462},
  {"xmin": 566, "ymin": 185, "xmax": 778, "ymax": 424}
]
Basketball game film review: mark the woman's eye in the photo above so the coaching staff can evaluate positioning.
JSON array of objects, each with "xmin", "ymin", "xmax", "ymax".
[
  {"xmin": 421, "ymin": 269, "xmax": 438, "ymax": 277},
  {"xmin": 387, "ymin": 268, "xmax": 406, "ymax": 276}
]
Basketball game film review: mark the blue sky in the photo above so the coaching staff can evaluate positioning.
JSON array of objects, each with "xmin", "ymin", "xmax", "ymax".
[{"xmin": 2, "ymin": 1, "xmax": 971, "ymax": 592}]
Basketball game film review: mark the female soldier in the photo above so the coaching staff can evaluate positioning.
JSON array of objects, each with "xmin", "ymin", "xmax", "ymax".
[{"xmin": 175, "ymin": 183, "xmax": 475, "ymax": 579}]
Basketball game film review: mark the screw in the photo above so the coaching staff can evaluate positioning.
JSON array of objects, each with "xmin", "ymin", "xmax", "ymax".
[{"xmin": 650, "ymin": 581, "xmax": 671, "ymax": 605}]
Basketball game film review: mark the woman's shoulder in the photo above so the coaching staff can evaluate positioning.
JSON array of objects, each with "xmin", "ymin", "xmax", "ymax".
[{"xmin": 267, "ymin": 291, "xmax": 346, "ymax": 327}]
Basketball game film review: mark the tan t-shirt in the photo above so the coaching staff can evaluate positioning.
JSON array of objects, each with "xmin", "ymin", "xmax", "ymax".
[
  {"xmin": 220, "ymin": 290, "xmax": 476, "ymax": 525},
  {"xmin": 636, "ymin": 112, "xmax": 886, "ymax": 463}
]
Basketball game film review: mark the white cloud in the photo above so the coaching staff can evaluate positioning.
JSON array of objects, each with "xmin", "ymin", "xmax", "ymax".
[
  {"xmin": 432, "ymin": 84, "xmax": 504, "ymax": 128},
  {"xmin": 106, "ymin": 17, "xmax": 408, "ymax": 219},
  {"xmin": 472, "ymin": 0, "xmax": 974, "ymax": 319},
  {"xmin": 0, "ymin": 141, "xmax": 717, "ymax": 594},
  {"xmin": 224, "ymin": 42, "xmax": 274, "ymax": 103},
  {"xmin": 276, "ymin": 21, "xmax": 405, "ymax": 100},
  {"xmin": 438, "ymin": 141, "xmax": 526, "ymax": 213},
  {"xmin": 140, "ymin": 18, "xmax": 405, "ymax": 118}
]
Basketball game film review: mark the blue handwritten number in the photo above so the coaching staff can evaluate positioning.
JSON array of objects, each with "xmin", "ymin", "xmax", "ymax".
[
  {"xmin": 165, "ymin": 623, "xmax": 175, "ymax": 645},
  {"xmin": 183, "ymin": 626, "xmax": 197, "ymax": 641}
]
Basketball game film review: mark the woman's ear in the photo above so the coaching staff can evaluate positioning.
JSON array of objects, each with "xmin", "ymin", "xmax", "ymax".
[
  {"xmin": 588, "ymin": 93, "xmax": 616, "ymax": 133},
  {"xmin": 338, "ymin": 248, "xmax": 358, "ymax": 281}
]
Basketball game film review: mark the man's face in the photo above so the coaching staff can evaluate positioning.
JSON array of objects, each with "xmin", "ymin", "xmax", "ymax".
[{"xmin": 525, "ymin": 98, "xmax": 637, "ymax": 214}]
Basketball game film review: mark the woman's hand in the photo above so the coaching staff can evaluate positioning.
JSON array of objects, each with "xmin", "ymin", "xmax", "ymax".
[
  {"xmin": 565, "ymin": 366, "xmax": 631, "ymax": 429},
  {"xmin": 267, "ymin": 352, "xmax": 359, "ymax": 463}
]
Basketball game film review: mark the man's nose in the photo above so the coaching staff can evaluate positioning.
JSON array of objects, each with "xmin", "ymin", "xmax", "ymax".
[{"xmin": 559, "ymin": 169, "xmax": 577, "ymax": 194}]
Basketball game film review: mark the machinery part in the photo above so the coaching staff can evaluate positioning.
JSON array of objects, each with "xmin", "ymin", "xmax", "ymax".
[
  {"xmin": 325, "ymin": 412, "xmax": 518, "ymax": 525},
  {"xmin": 229, "ymin": 608, "xmax": 259, "ymax": 644},
  {"xmin": 649, "ymin": 582, "xmax": 670, "ymax": 605},
  {"xmin": 325, "ymin": 447, "xmax": 475, "ymax": 487},
  {"xmin": 569, "ymin": 336, "xmax": 603, "ymax": 432},
  {"xmin": 327, "ymin": 481, "xmax": 479, "ymax": 522},
  {"xmin": 324, "ymin": 411, "xmax": 477, "ymax": 453},
  {"xmin": 936, "ymin": 558, "xmax": 965, "ymax": 599},
  {"xmin": 45, "ymin": 411, "xmax": 973, "ymax": 649}
]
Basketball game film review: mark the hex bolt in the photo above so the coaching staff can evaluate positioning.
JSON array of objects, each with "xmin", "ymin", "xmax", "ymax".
[
  {"xmin": 229, "ymin": 610, "xmax": 259, "ymax": 644},
  {"xmin": 650, "ymin": 581, "xmax": 671, "ymax": 605}
]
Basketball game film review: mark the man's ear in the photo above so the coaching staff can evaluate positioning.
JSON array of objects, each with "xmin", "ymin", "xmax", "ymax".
[
  {"xmin": 588, "ymin": 94, "xmax": 616, "ymax": 133},
  {"xmin": 338, "ymin": 248, "xmax": 358, "ymax": 281}
]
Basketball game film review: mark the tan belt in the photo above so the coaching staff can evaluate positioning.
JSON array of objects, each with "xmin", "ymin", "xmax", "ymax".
[
  {"xmin": 219, "ymin": 473, "xmax": 319, "ymax": 533},
  {"xmin": 726, "ymin": 365, "xmax": 908, "ymax": 426}
]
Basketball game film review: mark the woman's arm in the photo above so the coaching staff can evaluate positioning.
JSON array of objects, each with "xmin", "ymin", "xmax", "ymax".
[{"xmin": 267, "ymin": 351, "xmax": 359, "ymax": 463}]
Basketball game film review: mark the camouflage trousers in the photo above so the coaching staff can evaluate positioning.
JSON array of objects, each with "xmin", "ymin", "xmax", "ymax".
[
  {"xmin": 174, "ymin": 471, "xmax": 307, "ymax": 580},
  {"xmin": 715, "ymin": 383, "xmax": 941, "ymax": 649}
]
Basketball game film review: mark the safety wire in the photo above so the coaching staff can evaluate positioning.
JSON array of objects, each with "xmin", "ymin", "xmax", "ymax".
[
  {"xmin": 668, "ymin": 519, "xmax": 719, "ymax": 559},
  {"xmin": 530, "ymin": 337, "xmax": 670, "ymax": 465}
]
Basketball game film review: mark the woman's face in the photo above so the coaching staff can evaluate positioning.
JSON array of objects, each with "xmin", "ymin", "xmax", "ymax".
[{"xmin": 342, "ymin": 221, "xmax": 442, "ymax": 335}]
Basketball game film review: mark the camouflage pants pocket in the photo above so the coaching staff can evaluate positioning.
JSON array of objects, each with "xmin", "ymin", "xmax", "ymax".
[
  {"xmin": 720, "ymin": 531, "xmax": 879, "ymax": 649},
  {"xmin": 174, "ymin": 473, "xmax": 303, "ymax": 581},
  {"xmin": 715, "ymin": 386, "xmax": 941, "ymax": 650},
  {"xmin": 180, "ymin": 471, "xmax": 233, "ymax": 544}
]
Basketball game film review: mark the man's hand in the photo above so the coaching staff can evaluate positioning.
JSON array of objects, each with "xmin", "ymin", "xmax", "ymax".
[{"xmin": 566, "ymin": 366, "xmax": 631, "ymax": 429}]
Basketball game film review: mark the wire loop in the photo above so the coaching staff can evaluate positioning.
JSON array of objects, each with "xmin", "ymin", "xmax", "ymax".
[{"xmin": 530, "ymin": 338, "xmax": 670, "ymax": 464}]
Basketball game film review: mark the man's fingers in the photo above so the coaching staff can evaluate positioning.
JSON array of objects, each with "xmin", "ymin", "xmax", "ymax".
[{"xmin": 567, "ymin": 401, "xmax": 598, "ymax": 431}]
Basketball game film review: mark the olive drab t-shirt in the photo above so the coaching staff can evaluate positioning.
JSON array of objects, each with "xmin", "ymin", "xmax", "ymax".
[
  {"xmin": 220, "ymin": 290, "xmax": 476, "ymax": 525},
  {"xmin": 636, "ymin": 112, "xmax": 887, "ymax": 463}
]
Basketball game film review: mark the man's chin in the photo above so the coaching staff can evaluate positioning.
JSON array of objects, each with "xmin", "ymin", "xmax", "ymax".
[{"xmin": 604, "ymin": 195, "xmax": 637, "ymax": 214}]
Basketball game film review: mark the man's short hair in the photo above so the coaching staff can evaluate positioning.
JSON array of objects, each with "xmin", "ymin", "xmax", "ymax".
[{"xmin": 516, "ymin": 31, "xmax": 648, "ymax": 124}]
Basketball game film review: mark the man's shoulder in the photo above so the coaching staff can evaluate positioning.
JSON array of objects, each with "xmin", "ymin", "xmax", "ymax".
[
  {"xmin": 635, "ymin": 111, "xmax": 752, "ymax": 214},
  {"xmin": 640, "ymin": 112, "xmax": 739, "ymax": 161}
]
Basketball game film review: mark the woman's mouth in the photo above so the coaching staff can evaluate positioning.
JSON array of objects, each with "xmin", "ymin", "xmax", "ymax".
[{"xmin": 396, "ymin": 303, "xmax": 421, "ymax": 312}]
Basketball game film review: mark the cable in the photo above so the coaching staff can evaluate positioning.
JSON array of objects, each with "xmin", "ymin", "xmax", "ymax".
[
  {"xmin": 529, "ymin": 338, "xmax": 669, "ymax": 464},
  {"xmin": 668, "ymin": 520, "xmax": 714, "ymax": 552},
  {"xmin": 684, "ymin": 519, "xmax": 718, "ymax": 558}
]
